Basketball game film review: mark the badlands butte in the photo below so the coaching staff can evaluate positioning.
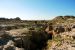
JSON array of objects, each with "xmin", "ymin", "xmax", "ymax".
[{"xmin": 1, "ymin": 16, "xmax": 75, "ymax": 50}]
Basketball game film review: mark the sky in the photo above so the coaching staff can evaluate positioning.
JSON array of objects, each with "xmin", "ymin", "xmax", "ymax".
[{"xmin": 0, "ymin": 0, "xmax": 75, "ymax": 20}]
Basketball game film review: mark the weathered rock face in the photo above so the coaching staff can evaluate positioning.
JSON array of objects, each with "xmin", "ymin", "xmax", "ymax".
[
  {"xmin": 0, "ymin": 29, "xmax": 50, "ymax": 50},
  {"xmin": 1, "ymin": 25, "xmax": 74, "ymax": 50},
  {"xmin": 30, "ymin": 31, "xmax": 49, "ymax": 50},
  {"xmin": 0, "ymin": 31, "xmax": 14, "ymax": 46},
  {"xmin": 0, "ymin": 31, "xmax": 25, "ymax": 50},
  {"xmin": 1, "ymin": 30, "xmax": 75, "ymax": 50},
  {"xmin": 13, "ymin": 31, "xmax": 49, "ymax": 50}
]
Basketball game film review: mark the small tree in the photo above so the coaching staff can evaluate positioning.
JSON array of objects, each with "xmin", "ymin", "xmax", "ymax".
[{"xmin": 15, "ymin": 17, "xmax": 21, "ymax": 20}]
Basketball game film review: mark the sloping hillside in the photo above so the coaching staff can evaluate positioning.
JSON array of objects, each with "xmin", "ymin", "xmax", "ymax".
[{"xmin": 49, "ymin": 16, "xmax": 75, "ymax": 24}]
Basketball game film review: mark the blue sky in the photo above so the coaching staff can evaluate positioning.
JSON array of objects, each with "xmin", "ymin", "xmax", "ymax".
[{"xmin": 0, "ymin": 0, "xmax": 75, "ymax": 20}]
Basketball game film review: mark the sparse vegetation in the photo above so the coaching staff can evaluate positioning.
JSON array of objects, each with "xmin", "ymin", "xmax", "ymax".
[{"xmin": 0, "ymin": 16, "xmax": 75, "ymax": 50}]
